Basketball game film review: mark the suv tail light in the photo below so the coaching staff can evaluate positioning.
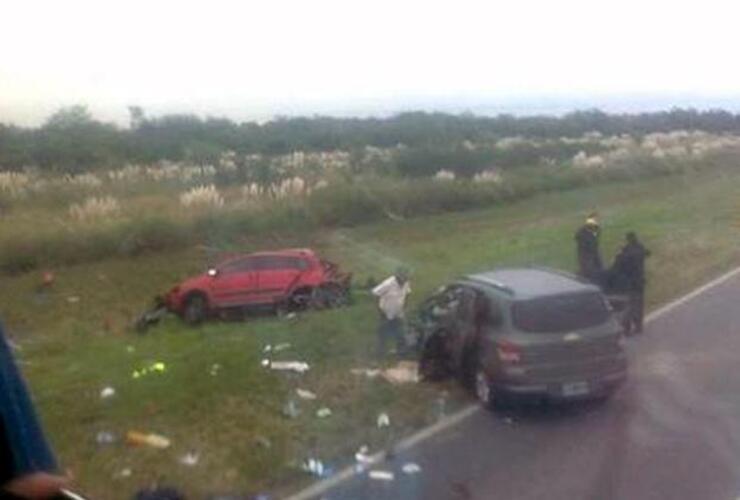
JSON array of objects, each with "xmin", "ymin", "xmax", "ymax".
[{"xmin": 496, "ymin": 340, "xmax": 522, "ymax": 363}]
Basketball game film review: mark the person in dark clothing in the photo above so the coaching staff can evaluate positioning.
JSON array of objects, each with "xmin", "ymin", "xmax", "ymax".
[
  {"xmin": 0, "ymin": 322, "xmax": 68, "ymax": 499},
  {"xmin": 611, "ymin": 232, "xmax": 651, "ymax": 334},
  {"xmin": 575, "ymin": 213, "xmax": 604, "ymax": 284}
]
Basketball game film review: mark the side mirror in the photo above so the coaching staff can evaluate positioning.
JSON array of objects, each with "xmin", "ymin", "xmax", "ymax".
[{"xmin": 207, "ymin": 268, "xmax": 218, "ymax": 277}]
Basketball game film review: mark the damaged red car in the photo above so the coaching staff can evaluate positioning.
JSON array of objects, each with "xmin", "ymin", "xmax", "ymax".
[{"xmin": 164, "ymin": 248, "xmax": 352, "ymax": 324}]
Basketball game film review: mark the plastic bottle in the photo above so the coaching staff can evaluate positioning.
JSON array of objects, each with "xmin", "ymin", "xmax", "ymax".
[{"xmin": 126, "ymin": 431, "xmax": 171, "ymax": 449}]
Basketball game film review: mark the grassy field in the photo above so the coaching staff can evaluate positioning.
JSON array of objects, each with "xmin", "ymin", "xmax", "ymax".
[{"xmin": 2, "ymin": 166, "xmax": 740, "ymax": 498}]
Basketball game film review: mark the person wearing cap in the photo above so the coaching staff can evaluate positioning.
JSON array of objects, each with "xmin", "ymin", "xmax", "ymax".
[
  {"xmin": 574, "ymin": 213, "xmax": 604, "ymax": 284},
  {"xmin": 611, "ymin": 232, "xmax": 651, "ymax": 334},
  {"xmin": 372, "ymin": 268, "xmax": 411, "ymax": 357}
]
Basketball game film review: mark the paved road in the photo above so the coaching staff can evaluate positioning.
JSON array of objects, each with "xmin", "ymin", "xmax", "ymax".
[{"xmin": 317, "ymin": 273, "xmax": 740, "ymax": 500}]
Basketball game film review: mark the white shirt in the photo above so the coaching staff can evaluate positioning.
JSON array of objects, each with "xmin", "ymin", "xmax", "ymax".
[{"xmin": 372, "ymin": 276, "xmax": 411, "ymax": 320}]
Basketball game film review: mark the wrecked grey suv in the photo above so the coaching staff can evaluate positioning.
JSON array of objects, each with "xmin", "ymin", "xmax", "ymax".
[{"xmin": 415, "ymin": 268, "xmax": 627, "ymax": 407}]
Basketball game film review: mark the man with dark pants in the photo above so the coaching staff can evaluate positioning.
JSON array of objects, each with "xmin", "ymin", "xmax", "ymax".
[
  {"xmin": 372, "ymin": 268, "xmax": 411, "ymax": 358},
  {"xmin": 612, "ymin": 232, "xmax": 651, "ymax": 335},
  {"xmin": 575, "ymin": 213, "xmax": 604, "ymax": 285}
]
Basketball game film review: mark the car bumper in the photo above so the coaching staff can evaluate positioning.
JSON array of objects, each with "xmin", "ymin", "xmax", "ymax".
[{"xmin": 495, "ymin": 369, "xmax": 627, "ymax": 400}]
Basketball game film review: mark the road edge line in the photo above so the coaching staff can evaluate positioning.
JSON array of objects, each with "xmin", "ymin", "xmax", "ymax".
[{"xmin": 284, "ymin": 264, "xmax": 740, "ymax": 500}]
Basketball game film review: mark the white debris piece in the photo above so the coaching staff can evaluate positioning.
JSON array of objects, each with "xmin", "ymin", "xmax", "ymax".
[
  {"xmin": 402, "ymin": 462, "xmax": 422, "ymax": 475},
  {"xmin": 296, "ymin": 388, "xmax": 317, "ymax": 400},
  {"xmin": 302, "ymin": 458, "xmax": 325, "ymax": 477},
  {"xmin": 179, "ymin": 452, "xmax": 200, "ymax": 467},
  {"xmin": 274, "ymin": 342, "xmax": 291, "ymax": 352},
  {"xmin": 316, "ymin": 407, "xmax": 332, "ymax": 418},
  {"xmin": 351, "ymin": 368, "xmax": 381, "ymax": 378},
  {"xmin": 270, "ymin": 361, "xmax": 310, "ymax": 373},
  {"xmin": 100, "ymin": 386, "xmax": 116, "ymax": 399},
  {"xmin": 377, "ymin": 412, "xmax": 390, "ymax": 428},
  {"xmin": 261, "ymin": 359, "xmax": 270, "ymax": 367},
  {"xmin": 369, "ymin": 470, "xmax": 395, "ymax": 481},
  {"xmin": 355, "ymin": 445, "xmax": 375, "ymax": 465}
]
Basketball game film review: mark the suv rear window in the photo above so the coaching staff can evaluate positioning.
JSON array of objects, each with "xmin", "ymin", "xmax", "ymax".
[{"xmin": 512, "ymin": 292, "xmax": 609, "ymax": 333}]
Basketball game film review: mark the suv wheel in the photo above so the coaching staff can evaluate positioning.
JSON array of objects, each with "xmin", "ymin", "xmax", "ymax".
[{"xmin": 183, "ymin": 294, "xmax": 207, "ymax": 325}]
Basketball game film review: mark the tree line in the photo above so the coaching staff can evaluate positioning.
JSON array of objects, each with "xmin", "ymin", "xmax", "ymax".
[{"xmin": 2, "ymin": 106, "xmax": 740, "ymax": 173}]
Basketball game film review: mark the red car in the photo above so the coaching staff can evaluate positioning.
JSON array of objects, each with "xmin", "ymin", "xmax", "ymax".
[{"xmin": 164, "ymin": 248, "xmax": 352, "ymax": 324}]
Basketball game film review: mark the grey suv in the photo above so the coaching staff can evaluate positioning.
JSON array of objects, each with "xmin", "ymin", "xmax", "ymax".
[{"xmin": 415, "ymin": 267, "xmax": 627, "ymax": 407}]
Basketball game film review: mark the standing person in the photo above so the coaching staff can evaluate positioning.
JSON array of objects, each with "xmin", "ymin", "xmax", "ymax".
[
  {"xmin": 372, "ymin": 267, "xmax": 411, "ymax": 358},
  {"xmin": 612, "ymin": 232, "xmax": 651, "ymax": 334},
  {"xmin": 575, "ymin": 212, "xmax": 604, "ymax": 284}
]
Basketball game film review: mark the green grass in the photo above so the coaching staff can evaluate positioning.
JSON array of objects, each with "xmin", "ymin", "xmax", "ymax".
[{"xmin": 2, "ymin": 167, "xmax": 740, "ymax": 498}]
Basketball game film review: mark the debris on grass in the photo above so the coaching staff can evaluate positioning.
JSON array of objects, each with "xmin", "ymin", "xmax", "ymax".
[
  {"xmin": 263, "ymin": 344, "xmax": 272, "ymax": 353},
  {"xmin": 368, "ymin": 470, "xmax": 395, "ymax": 481},
  {"xmin": 270, "ymin": 361, "xmax": 310, "ymax": 373},
  {"xmin": 126, "ymin": 345, "xmax": 135, "ymax": 353},
  {"xmin": 402, "ymin": 462, "xmax": 422, "ymax": 475},
  {"xmin": 296, "ymin": 388, "xmax": 317, "ymax": 400},
  {"xmin": 254, "ymin": 435, "xmax": 272, "ymax": 449},
  {"xmin": 210, "ymin": 363, "xmax": 221, "ymax": 376},
  {"xmin": 302, "ymin": 458, "xmax": 325, "ymax": 477},
  {"xmin": 126, "ymin": 431, "xmax": 171, "ymax": 449},
  {"xmin": 380, "ymin": 361, "xmax": 420, "ymax": 384},
  {"xmin": 134, "ymin": 306, "xmax": 168, "ymax": 333},
  {"xmin": 261, "ymin": 358, "xmax": 270, "ymax": 367},
  {"xmin": 282, "ymin": 399, "xmax": 300, "ymax": 419},
  {"xmin": 179, "ymin": 452, "xmax": 200, "ymax": 467},
  {"xmin": 350, "ymin": 368, "xmax": 381, "ymax": 379},
  {"xmin": 132, "ymin": 361, "xmax": 167, "ymax": 379},
  {"xmin": 284, "ymin": 312, "xmax": 297, "ymax": 320},
  {"xmin": 316, "ymin": 407, "xmax": 332, "ymax": 419},
  {"xmin": 114, "ymin": 468, "xmax": 132, "ymax": 479},
  {"xmin": 274, "ymin": 342, "xmax": 291, "ymax": 352},
  {"xmin": 100, "ymin": 386, "xmax": 116, "ymax": 399},
  {"xmin": 355, "ymin": 445, "xmax": 375, "ymax": 465},
  {"xmin": 377, "ymin": 412, "xmax": 390, "ymax": 428},
  {"xmin": 95, "ymin": 431, "xmax": 117, "ymax": 445},
  {"xmin": 67, "ymin": 296, "xmax": 80, "ymax": 304}
]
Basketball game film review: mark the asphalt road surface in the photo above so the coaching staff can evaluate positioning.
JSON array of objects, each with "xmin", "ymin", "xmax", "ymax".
[{"xmin": 315, "ymin": 272, "xmax": 740, "ymax": 500}]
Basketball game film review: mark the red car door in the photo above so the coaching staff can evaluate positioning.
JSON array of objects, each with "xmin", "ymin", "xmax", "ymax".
[
  {"xmin": 252, "ymin": 255, "xmax": 303, "ymax": 303},
  {"xmin": 210, "ymin": 257, "xmax": 258, "ymax": 307}
]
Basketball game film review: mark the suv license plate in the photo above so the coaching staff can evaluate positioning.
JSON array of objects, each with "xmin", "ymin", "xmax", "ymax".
[{"xmin": 562, "ymin": 381, "xmax": 589, "ymax": 397}]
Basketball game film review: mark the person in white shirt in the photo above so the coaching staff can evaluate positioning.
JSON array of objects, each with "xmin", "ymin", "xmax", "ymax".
[{"xmin": 372, "ymin": 267, "xmax": 411, "ymax": 357}]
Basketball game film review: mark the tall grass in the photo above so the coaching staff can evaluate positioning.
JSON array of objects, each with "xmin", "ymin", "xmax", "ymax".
[{"xmin": 0, "ymin": 153, "xmax": 729, "ymax": 275}]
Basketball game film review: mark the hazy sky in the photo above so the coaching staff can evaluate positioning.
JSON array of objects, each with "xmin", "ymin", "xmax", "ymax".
[{"xmin": 1, "ymin": 0, "xmax": 738, "ymax": 126}]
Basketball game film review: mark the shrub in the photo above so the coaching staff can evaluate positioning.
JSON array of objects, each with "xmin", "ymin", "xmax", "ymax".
[
  {"xmin": 69, "ymin": 196, "xmax": 121, "ymax": 222},
  {"xmin": 179, "ymin": 185, "xmax": 224, "ymax": 209}
]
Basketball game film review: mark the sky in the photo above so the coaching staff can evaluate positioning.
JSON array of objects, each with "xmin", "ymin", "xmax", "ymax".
[{"xmin": 1, "ymin": 0, "xmax": 739, "ymax": 126}]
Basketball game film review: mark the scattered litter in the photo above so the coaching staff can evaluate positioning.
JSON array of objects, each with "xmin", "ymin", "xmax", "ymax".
[
  {"xmin": 282, "ymin": 399, "xmax": 300, "ymax": 419},
  {"xmin": 302, "ymin": 458, "xmax": 325, "ymax": 477},
  {"xmin": 114, "ymin": 468, "xmax": 132, "ymax": 479},
  {"xmin": 369, "ymin": 470, "xmax": 395, "ymax": 481},
  {"xmin": 132, "ymin": 361, "xmax": 167, "ymax": 379},
  {"xmin": 67, "ymin": 296, "xmax": 80, "ymax": 304},
  {"xmin": 100, "ymin": 386, "xmax": 116, "ymax": 399},
  {"xmin": 435, "ymin": 391, "xmax": 448, "ymax": 420},
  {"xmin": 380, "ymin": 361, "xmax": 420, "ymax": 384},
  {"xmin": 351, "ymin": 368, "xmax": 381, "ymax": 378},
  {"xmin": 179, "ymin": 452, "xmax": 200, "ymax": 467},
  {"xmin": 126, "ymin": 431, "xmax": 171, "ymax": 449},
  {"xmin": 354, "ymin": 445, "xmax": 375, "ymax": 465},
  {"xmin": 274, "ymin": 342, "xmax": 291, "ymax": 352},
  {"xmin": 376, "ymin": 412, "xmax": 390, "ymax": 428},
  {"xmin": 126, "ymin": 345, "xmax": 135, "ymax": 353},
  {"xmin": 263, "ymin": 345, "xmax": 272, "ymax": 353},
  {"xmin": 270, "ymin": 361, "xmax": 310, "ymax": 374},
  {"xmin": 316, "ymin": 407, "xmax": 332, "ymax": 418},
  {"xmin": 402, "ymin": 462, "xmax": 422, "ymax": 475},
  {"xmin": 95, "ymin": 431, "xmax": 117, "ymax": 445},
  {"xmin": 296, "ymin": 388, "xmax": 317, "ymax": 400},
  {"xmin": 134, "ymin": 306, "xmax": 168, "ymax": 333},
  {"xmin": 261, "ymin": 359, "xmax": 270, "ymax": 367},
  {"xmin": 254, "ymin": 435, "xmax": 272, "ymax": 449},
  {"xmin": 210, "ymin": 363, "xmax": 221, "ymax": 376},
  {"xmin": 284, "ymin": 312, "xmax": 297, "ymax": 320}
]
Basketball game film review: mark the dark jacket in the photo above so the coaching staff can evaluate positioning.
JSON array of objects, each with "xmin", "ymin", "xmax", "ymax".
[
  {"xmin": 611, "ymin": 241, "xmax": 651, "ymax": 292},
  {"xmin": 575, "ymin": 225, "xmax": 603, "ymax": 281}
]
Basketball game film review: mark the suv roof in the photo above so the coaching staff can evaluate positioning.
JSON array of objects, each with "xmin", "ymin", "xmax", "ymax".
[{"xmin": 464, "ymin": 267, "xmax": 600, "ymax": 299}]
